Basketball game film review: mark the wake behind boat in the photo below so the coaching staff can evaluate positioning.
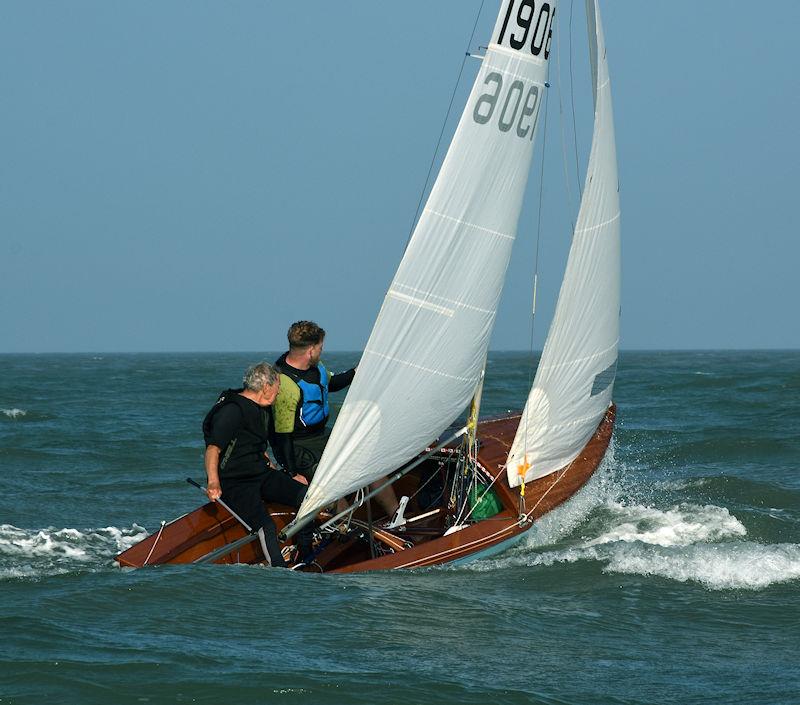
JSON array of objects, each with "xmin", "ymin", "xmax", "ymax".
[{"xmin": 117, "ymin": 0, "xmax": 621, "ymax": 573}]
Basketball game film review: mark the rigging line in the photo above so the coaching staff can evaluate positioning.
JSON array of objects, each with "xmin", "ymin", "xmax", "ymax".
[
  {"xmin": 524, "ymin": 456, "xmax": 576, "ymax": 522},
  {"xmin": 458, "ymin": 462, "xmax": 506, "ymax": 525},
  {"xmin": 521, "ymin": 84, "xmax": 551, "ymax": 458},
  {"xmin": 405, "ymin": 0, "xmax": 487, "ymax": 246},
  {"xmin": 555, "ymin": 3, "xmax": 575, "ymax": 224},
  {"xmin": 142, "ymin": 520, "xmax": 166, "ymax": 566},
  {"xmin": 568, "ymin": 0, "xmax": 582, "ymax": 199}
]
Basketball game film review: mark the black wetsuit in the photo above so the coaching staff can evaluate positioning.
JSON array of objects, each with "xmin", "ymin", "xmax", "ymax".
[{"xmin": 204, "ymin": 393, "xmax": 313, "ymax": 566}]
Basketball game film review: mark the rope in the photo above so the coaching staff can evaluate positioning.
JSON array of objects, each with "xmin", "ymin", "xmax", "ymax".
[
  {"xmin": 568, "ymin": 0, "xmax": 582, "ymax": 199},
  {"xmin": 458, "ymin": 462, "xmax": 507, "ymax": 525},
  {"xmin": 406, "ymin": 0, "xmax": 487, "ymax": 244},
  {"xmin": 404, "ymin": 456, "xmax": 454, "ymax": 506},
  {"xmin": 523, "ymin": 457, "xmax": 576, "ymax": 522},
  {"xmin": 518, "ymin": 81, "xmax": 552, "ymax": 472},
  {"xmin": 142, "ymin": 520, "xmax": 166, "ymax": 566},
  {"xmin": 555, "ymin": 8, "xmax": 576, "ymax": 221}
]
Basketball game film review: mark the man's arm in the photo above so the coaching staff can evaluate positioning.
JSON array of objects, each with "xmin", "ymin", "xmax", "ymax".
[
  {"xmin": 203, "ymin": 403, "xmax": 241, "ymax": 501},
  {"xmin": 329, "ymin": 367, "xmax": 356, "ymax": 393},
  {"xmin": 204, "ymin": 445, "xmax": 223, "ymax": 501},
  {"xmin": 272, "ymin": 432, "xmax": 298, "ymax": 475},
  {"xmin": 272, "ymin": 375, "xmax": 305, "ymax": 481}
]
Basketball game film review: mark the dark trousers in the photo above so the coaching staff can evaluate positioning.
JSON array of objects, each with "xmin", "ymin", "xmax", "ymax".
[
  {"xmin": 293, "ymin": 429, "xmax": 330, "ymax": 481},
  {"xmin": 221, "ymin": 471, "xmax": 313, "ymax": 567}
]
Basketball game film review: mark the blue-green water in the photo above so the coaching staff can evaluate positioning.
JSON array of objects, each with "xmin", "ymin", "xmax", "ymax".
[{"xmin": 1, "ymin": 351, "xmax": 799, "ymax": 704}]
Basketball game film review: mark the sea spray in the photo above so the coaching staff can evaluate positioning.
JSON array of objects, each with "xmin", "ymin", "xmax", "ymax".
[
  {"xmin": 0, "ymin": 524, "xmax": 148, "ymax": 580},
  {"xmin": 602, "ymin": 541, "xmax": 800, "ymax": 590}
]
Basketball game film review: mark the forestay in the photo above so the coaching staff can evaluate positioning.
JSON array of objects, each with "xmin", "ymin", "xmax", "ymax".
[
  {"xmin": 507, "ymin": 0, "xmax": 620, "ymax": 486},
  {"xmin": 297, "ymin": 1, "xmax": 558, "ymax": 521}
]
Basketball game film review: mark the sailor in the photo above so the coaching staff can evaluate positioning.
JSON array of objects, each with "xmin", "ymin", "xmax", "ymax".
[
  {"xmin": 203, "ymin": 361, "xmax": 313, "ymax": 567},
  {"xmin": 272, "ymin": 321, "xmax": 354, "ymax": 480},
  {"xmin": 272, "ymin": 320, "xmax": 400, "ymax": 519}
]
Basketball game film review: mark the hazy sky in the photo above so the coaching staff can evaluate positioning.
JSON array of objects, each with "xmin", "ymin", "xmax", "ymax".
[{"xmin": 2, "ymin": 1, "xmax": 798, "ymax": 353}]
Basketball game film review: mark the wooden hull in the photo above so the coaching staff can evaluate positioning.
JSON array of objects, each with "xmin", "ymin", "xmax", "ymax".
[{"xmin": 116, "ymin": 406, "xmax": 615, "ymax": 572}]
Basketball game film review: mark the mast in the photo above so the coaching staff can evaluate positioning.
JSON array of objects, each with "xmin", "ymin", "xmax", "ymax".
[{"xmin": 448, "ymin": 363, "xmax": 485, "ymax": 523}]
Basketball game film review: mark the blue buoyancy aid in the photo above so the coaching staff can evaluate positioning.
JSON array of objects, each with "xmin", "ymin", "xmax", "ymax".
[{"xmin": 296, "ymin": 362, "xmax": 329, "ymax": 428}]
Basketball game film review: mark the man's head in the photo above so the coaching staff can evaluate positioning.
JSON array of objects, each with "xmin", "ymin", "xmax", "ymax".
[
  {"xmin": 242, "ymin": 362, "xmax": 280, "ymax": 406},
  {"xmin": 287, "ymin": 320, "xmax": 325, "ymax": 366}
]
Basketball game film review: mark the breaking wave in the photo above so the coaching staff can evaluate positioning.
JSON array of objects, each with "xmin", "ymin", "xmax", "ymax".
[
  {"xmin": 2, "ymin": 408, "xmax": 27, "ymax": 419},
  {"xmin": 467, "ymin": 442, "xmax": 800, "ymax": 591},
  {"xmin": 475, "ymin": 496, "xmax": 800, "ymax": 590},
  {"xmin": 0, "ymin": 524, "xmax": 148, "ymax": 580}
]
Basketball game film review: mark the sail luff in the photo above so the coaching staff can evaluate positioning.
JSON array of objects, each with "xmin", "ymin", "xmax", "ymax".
[
  {"xmin": 506, "ymin": 0, "xmax": 620, "ymax": 486},
  {"xmin": 296, "ymin": 1, "xmax": 559, "ymax": 521}
]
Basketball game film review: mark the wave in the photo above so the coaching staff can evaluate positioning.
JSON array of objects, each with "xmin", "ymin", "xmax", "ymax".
[
  {"xmin": 2, "ymin": 408, "xmax": 26, "ymax": 419},
  {"xmin": 601, "ymin": 541, "xmax": 800, "ymax": 590},
  {"xmin": 478, "ymin": 497, "xmax": 800, "ymax": 590},
  {"xmin": 466, "ymin": 443, "xmax": 800, "ymax": 590},
  {"xmin": 585, "ymin": 501, "xmax": 747, "ymax": 547},
  {"xmin": 0, "ymin": 524, "xmax": 148, "ymax": 581}
]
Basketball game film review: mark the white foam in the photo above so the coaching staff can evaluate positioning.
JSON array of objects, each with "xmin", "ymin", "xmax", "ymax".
[
  {"xmin": 0, "ymin": 524, "xmax": 149, "ymax": 580},
  {"xmin": 523, "ymin": 446, "xmax": 621, "ymax": 548},
  {"xmin": 604, "ymin": 542, "xmax": 800, "ymax": 591},
  {"xmin": 586, "ymin": 502, "xmax": 747, "ymax": 548},
  {"xmin": 2, "ymin": 408, "xmax": 26, "ymax": 419},
  {"xmin": 466, "ymin": 467, "xmax": 799, "ymax": 591}
]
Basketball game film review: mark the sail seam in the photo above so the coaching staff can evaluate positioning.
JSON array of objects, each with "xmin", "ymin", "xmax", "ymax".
[
  {"xmin": 537, "ymin": 340, "xmax": 618, "ymax": 372},
  {"xmin": 424, "ymin": 208, "xmax": 515, "ymax": 241},
  {"xmin": 486, "ymin": 43, "xmax": 547, "ymax": 68},
  {"xmin": 393, "ymin": 283, "xmax": 494, "ymax": 315},
  {"xmin": 575, "ymin": 211, "xmax": 620, "ymax": 234},
  {"xmin": 517, "ymin": 410, "xmax": 606, "ymax": 437},
  {"xmin": 363, "ymin": 349, "xmax": 474, "ymax": 382},
  {"xmin": 386, "ymin": 290, "xmax": 454, "ymax": 317},
  {"xmin": 482, "ymin": 61, "xmax": 549, "ymax": 86}
]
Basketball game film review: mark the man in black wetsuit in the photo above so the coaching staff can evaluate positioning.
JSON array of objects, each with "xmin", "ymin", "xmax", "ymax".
[{"xmin": 203, "ymin": 361, "xmax": 313, "ymax": 567}]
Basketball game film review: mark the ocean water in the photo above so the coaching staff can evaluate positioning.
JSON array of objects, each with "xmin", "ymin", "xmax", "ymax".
[{"xmin": 1, "ymin": 351, "xmax": 798, "ymax": 704}]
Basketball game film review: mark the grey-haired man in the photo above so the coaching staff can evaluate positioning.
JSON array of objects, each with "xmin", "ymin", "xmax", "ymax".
[{"xmin": 203, "ymin": 362, "xmax": 312, "ymax": 567}]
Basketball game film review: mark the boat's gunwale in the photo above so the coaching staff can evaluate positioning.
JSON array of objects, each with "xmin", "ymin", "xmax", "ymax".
[{"xmin": 328, "ymin": 404, "xmax": 615, "ymax": 573}]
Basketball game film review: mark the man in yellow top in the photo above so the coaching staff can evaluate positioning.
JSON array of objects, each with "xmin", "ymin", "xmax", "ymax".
[
  {"xmin": 271, "ymin": 320, "xmax": 399, "ymax": 519},
  {"xmin": 271, "ymin": 320, "xmax": 355, "ymax": 481}
]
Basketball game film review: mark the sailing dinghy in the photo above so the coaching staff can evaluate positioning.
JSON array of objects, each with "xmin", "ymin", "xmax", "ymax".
[{"xmin": 117, "ymin": 0, "xmax": 620, "ymax": 572}]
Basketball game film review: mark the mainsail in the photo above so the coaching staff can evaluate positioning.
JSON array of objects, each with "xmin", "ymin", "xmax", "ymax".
[
  {"xmin": 297, "ymin": 1, "xmax": 558, "ymax": 521},
  {"xmin": 507, "ymin": 0, "xmax": 620, "ymax": 485}
]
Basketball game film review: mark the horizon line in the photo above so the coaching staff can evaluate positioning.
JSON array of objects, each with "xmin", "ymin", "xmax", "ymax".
[{"xmin": 2, "ymin": 348, "xmax": 799, "ymax": 355}]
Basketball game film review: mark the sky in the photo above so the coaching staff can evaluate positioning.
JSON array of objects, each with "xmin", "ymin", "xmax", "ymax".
[{"xmin": 2, "ymin": 1, "xmax": 798, "ymax": 353}]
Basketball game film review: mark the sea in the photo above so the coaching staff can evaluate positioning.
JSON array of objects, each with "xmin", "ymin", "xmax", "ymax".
[{"xmin": 1, "ymin": 351, "xmax": 798, "ymax": 705}]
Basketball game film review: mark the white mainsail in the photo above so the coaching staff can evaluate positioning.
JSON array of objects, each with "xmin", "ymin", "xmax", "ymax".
[
  {"xmin": 298, "ymin": 1, "xmax": 558, "ymax": 520},
  {"xmin": 507, "ymin": 0, "xmax": 620, "ymax": 486}
]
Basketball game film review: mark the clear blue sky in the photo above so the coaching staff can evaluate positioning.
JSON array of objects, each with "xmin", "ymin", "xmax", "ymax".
[{"xmin": 2, "ymin": 1, "xmax": 798, "ymax": 353}]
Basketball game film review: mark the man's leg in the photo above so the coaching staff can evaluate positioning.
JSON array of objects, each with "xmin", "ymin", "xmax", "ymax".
[
  {"xmin": 292, "ymin": 429, "xmax": 329, "ymax": 481},
  {"xmin": 221, "ymin": 478, "xmax": 287, "ymax": 567},
  {"xmin": 261, "ymin": 471, "xmax": 314, "ymax": 560}
]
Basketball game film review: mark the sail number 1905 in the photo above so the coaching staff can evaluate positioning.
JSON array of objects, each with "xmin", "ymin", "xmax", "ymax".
[{"xmin": 496, "ymin": 1, "xmax": 555, "ymax": 58}]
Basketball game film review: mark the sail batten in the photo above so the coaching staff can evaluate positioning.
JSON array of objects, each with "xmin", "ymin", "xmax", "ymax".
[
  {"xmin": 296, "ymin": 0, "xmax": 559, "ymax": 521},
  {"xmin": 506, "ymin": 0, "xmax": 620, "ymax": 486}
]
